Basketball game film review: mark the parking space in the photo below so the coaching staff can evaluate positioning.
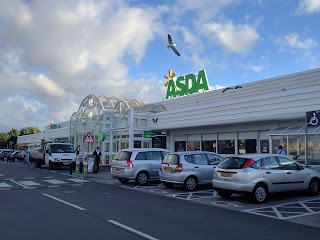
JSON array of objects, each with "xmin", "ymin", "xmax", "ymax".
[{"xmin": 113, "ymin": 181, "xmax": 320, "ymax": 228}]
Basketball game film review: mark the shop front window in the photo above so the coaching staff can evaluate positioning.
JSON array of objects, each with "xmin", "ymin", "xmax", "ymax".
[
  {"xmin": 308, "ymin": 135, "xmax": 320, "ymax": 165},
  {"xmin": 271, "ymin": 136, "xmax": 287, "ymax": 154},
  {"xmin": 175, "ymin": 141, "xmax": 186, "ymax": 152},
  {"xmin": 238, "ymin": 139, "xmax": 257, "ymax": 154},
  {"xmin": 187, "ymin": 141, "xmax": 200, "ymax": 151},
  {"xmin": 134, "ymin": 141, "xmax": 141, "ymax": 148},
  {"xmin": 218, "ymin": 140, "xmax": 235, "ymax": 154},
  {"xmin": 201, "ymin": 140, "xmax": 217, "ymax": 152},
  {"xmin": 260, "ymin": 139, "xmax": 269, "ymax": 153}
]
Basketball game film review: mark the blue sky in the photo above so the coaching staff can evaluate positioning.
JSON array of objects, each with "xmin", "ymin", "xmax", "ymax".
[{"xmin": 0, "ymin": 0, "xmax": 319, "ymax": 132}]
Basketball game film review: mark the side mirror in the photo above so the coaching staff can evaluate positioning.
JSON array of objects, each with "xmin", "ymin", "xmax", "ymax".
[{"xmin": 298, "ymin": 165, "xmax": 304, "ymax": 170}]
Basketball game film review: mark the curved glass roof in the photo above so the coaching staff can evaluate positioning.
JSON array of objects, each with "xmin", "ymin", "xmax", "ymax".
[
  {"xmin": 268, "ymin": 126, "xmax": 320, "ymax": 135},
  {"xmin": 77, "ymin": 94, "xmax": 166, "ymax": 115}
]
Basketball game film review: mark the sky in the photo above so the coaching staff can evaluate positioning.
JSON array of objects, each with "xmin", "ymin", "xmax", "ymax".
[{"xmin": 0, "ymin": 0, "xmax": 320, "ymax": 132}]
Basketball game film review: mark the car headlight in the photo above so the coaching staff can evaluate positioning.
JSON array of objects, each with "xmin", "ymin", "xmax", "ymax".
[{"xmin": 54, "ymin": 158, "xmax": 61, "ymax": 161}]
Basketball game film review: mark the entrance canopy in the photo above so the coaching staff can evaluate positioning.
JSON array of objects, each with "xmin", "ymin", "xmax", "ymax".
[{"xmin": 267, "ymin": 126, "xmax": 320, "ymax": 136}]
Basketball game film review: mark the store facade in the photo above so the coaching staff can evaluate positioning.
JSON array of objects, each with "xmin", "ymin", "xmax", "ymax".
[{"xmin": 18, "ymin": 68, "xmax": 320, "ymax": 166}]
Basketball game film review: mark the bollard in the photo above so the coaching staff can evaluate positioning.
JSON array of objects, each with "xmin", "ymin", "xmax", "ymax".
[
  {"xmin": 76, "ymin": 159, "xmax": 80, "ymax": 176},
  {"xmin": 83, "ymin": 159, "xmax": 88, "ymax": 178},
  {"xmin": 69, "ymin": 162, "xmax": 73, "ymax": 175}
]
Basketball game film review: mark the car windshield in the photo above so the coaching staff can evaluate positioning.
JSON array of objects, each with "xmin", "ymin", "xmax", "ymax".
[
  {"xmin": 115, "ymin": 151, "xmax": 132, "ymax": 161},
  {"xmin": 163, "ymin": 154, "xmax": 179, "ymax": 165},
  {"xmin": 218, "ymin": 157, "xmax": 248, "ymax": 169},
  {"xmin": 50, "ymin": 144, "xmax": 74, "ymax": 153}
]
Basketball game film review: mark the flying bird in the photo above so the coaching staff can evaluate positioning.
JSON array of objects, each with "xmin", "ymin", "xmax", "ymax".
[
  {"xmin": 222, "ymin": 85, "xmax": 243, "ymax": 93},
  {"xmin": 167, "ymin": 34, "xmax": 180, "ymax": 56}
]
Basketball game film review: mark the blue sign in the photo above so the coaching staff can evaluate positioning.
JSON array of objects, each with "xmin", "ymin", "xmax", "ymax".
[{"xmin": 306, "ymin": 110, "xmax": 320, "ymax": 126}]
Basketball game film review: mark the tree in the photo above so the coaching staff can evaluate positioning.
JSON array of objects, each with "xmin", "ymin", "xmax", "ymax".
[
  {"xmin": 20, "ymin": 126, "xmax": 42, "ymax": 135},
  {"xmin": 0, "ymin": 132, "xmax": 10, "ymax": 148}
]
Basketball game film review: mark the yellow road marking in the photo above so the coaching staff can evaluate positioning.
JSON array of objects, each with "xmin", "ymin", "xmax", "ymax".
[
  {"xmin": 4, "ymin": 178, "xmax": 15, "ymax": 180},
  {"xmin": 0, "ymin": 188, "xmax": 10, "ymax": 191},
  {"xmin": 71, "ymin": 184, "xmax": 82, "ymax": 187},
  {"xmin": 44, "ymin": 176, "xmax": 54, "ymax": 179},
  {"xmin": 25, "ymin": 177, "xmax": 35, "ymax": 180},
  {"xmin": 48, "ymin": 185, "xmax": 61, "ymax": 188}
]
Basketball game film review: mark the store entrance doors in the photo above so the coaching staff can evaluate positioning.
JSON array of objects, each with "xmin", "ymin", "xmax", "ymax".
[{"xmin": 152, "ymin": 135, "xmax": 167, "ymax": 149}]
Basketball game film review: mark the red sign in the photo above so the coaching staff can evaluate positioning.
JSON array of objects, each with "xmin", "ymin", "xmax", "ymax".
[{"xmin": 83, "ymin": 132, "xmax": 94, "ymax": 143}]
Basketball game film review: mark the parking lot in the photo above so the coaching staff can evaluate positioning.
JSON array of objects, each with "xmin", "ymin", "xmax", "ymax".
[
  {"xmin": 104, "ymin": 179, "xmax": 320, "ymax": 229},
  {"xmin": 3, "ymin": 161, "xmax": 320, "ymax": 229}
]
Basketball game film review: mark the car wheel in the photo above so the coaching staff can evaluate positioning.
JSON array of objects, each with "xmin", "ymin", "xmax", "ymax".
[
  {"xmin": 251, "ymin": 183, "xmax": 268, "ymax": 203},
  {"xmin": 135, "ymin": 171, "xmax": 148, "ymax": 185},
  {"xmin": 4, "ymin": 157, "xmax": 7, "ymax": 161},
  {"xmin": 118, "ymin": 178, "xmax": 129, "ymax": 184},
  {"xmin": 217, "ymin": 190, "xmax": 233, "ymax": 198},
  {"xmin": 164, "ymin": 182, "xmax": 175, "ymax": 188},
  {"xmin": 184, "ymin": 176, "xmax": 198, "ymax": 191},
  {"xmin": 14, "ymin": 158, "xmax": 19, "ymax": 162},
  {"xmin": 308, "ymin": 178, "xmax": 320, "ymax": 196},
  {"xmin": 49, "ymin": 161, "xmax": 55, "ymax": 170}
]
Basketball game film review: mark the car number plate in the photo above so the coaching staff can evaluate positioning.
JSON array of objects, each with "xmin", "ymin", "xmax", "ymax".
[
  {"xmin": 220, "ymin": 172, "xmax": 232, "ymax": 178},
  {"xmin": 163, "ymin": 167, "xmax": 171, "ymax": 172},
  {"xmin": 114, "ymin": 167, "xmax": 122, "ymax": 173}
]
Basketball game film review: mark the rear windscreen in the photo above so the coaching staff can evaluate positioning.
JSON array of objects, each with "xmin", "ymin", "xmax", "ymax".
[
  {"xmin": 163, "ymin": 154, "xmax": 179, "ymax": 165},
  {"xmin": 115, "ymin": 151, "xmax": 132, "ymax": 161},
  {"xmin": 218, "ymin": 157, "xmax": 248, "ymax": 169}
]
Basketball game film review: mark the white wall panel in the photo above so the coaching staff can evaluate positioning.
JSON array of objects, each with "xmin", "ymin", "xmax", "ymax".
[
  {"xmin": 187, "ymin": 134, "xmax": 201, "ymax": 141},
  {"xmin": 238, "ymin": 131, "xmax": 257, "ymax": 139},
  {"xmin": 174, "ymin": 135, "xmax": 187, "ymax": 141},
  {"xmin": 218, "ymin": 132, "xmax": 236, "ymax": 140},
  {"xmin": 202, "ymin": 133, "xmax": 217, "ymax": 140}
]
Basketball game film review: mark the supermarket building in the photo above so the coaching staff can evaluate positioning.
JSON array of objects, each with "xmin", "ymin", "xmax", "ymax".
[{"xmin": 18, "ymin": 68, "xmax": 320, "ymax": 166}]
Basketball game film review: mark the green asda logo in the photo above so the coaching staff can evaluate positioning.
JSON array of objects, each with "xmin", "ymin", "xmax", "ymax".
[{"xmin": 165, "ymin": 70, "xmax": 209, "ymax": 99}]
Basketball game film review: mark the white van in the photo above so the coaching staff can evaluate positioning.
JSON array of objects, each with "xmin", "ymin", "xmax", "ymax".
[
  {"xmin": 45, "ymin": 143, "xmax": 76, "ymax": 170},
  {"xmin": 34, "ymin": 143, "xmax": 76, "ymax": 169}
]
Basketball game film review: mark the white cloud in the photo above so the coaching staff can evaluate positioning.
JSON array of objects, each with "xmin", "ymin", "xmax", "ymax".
[
  {"xmin": 247, "ymin": 56, "xmax": 268, "ymax": 73},
  {"xmin": 0, "ymin": 0, "xmax": 165, "ymax": 132},
  {"xmin": 30, "ymin": 74, "xmax": 65, "ymax": 97},
  {"xmin": 295, "ymin": 0, "xmax": 320, "ymax": 15},
  {"xmin": 275, "ymin": 33, "xmax": 318, "ymax": 50},
  {"xmin": 203, "ymin": 21, "xmax": 259, "ymax": 54},
  {"xmin": 274, "ymin": 33, "xmax": 319, "ymax": 68}
]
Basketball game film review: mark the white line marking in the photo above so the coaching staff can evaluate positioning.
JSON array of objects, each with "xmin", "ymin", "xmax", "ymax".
[
  {"xmin": 186, "ymin": 193, "xmax": 193, "ymax": 200},
  {"xmin": 10, "ymin": 180, "xmax": 28, "ymax": 188},
  {"xmin": 244, "ymin": 197, "xmax": 320, "ymax": 212},
  {"xmin": 19, "ymin": 181, "xmax": 41, "ymax": 186},
  {"xmin": 42, "ymin": 193, "xmax": 85, "ymax": 211},
  {"xmin": 0, "ymin": 174, "xmax": 4, "ymax": 177},
  {"xmin": 272, "ymin": 207, "xmax": 283, "ymax": 219},
  {"xmin": 108, "ymin": 220, "xmax": 159, "ymax": 240},
  {"xmin": 0, "ymin": 183, "xmax": 12, "ymax": 188},
  {"xmin": 44, "ymin": 179, "xmax": 67, "ymax": 184},
  {"xmin": 300, "ymin": 202, "xmax": 315, "ymax": 213}
]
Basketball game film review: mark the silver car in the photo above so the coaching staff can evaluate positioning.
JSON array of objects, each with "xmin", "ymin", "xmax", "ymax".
[
  {"xmin": 111, "ymin": 148, "xmax": 170, "ymax": 185},
  {"xmin": 159, "ymin": 151, "xmax": 224, "ymax": 191},
  {"xmin": 212, "ymin": 154, "xmax": 320, "ymax": 203}
]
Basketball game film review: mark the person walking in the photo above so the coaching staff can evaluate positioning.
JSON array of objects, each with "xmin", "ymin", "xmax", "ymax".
[
  {"xmin": 277, "ymin": 145, "xmax": 286, "ymax": 156},
  {"xmin": 92, "ymin": 147, "xmax": 101, "ymax": 173}
]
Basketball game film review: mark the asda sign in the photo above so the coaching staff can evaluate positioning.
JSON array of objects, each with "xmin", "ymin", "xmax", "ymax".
[{"xmin": 165, "ymin": 70, "xmax": 209, "ymax": 99}]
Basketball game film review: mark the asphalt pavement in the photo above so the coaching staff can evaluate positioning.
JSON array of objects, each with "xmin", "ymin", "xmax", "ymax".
[{"xmin": 1, "ymin": 161, "xmax": 320, "ymax": 240}]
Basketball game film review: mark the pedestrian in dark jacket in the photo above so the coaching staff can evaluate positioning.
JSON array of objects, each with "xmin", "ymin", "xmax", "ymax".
[{"xmin": 93, "ymin": 147, "xmax": 101, "ymax": 172}]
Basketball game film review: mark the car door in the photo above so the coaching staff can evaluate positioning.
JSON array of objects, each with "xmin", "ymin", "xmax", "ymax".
[
  {"xmin": 261, "ymin": 156, "xmax": 286, "ymax": 192},
  {"xmin": 147, "ymin": 151, "xmax": 165, "ymax": 178},
  {"xmin": 277, "ymin": 156, "xmax": 309, "ymax": 191},
  {"xmin": 192, "ymin": 153, "xmax": 212, "ymax": 184}
]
